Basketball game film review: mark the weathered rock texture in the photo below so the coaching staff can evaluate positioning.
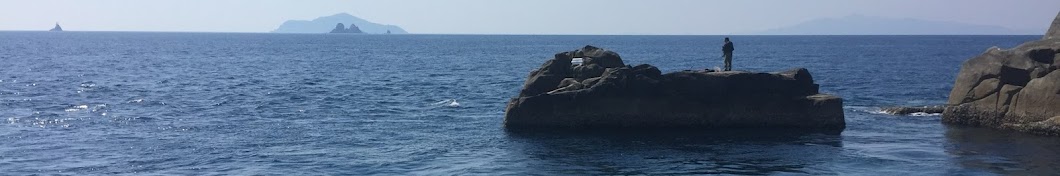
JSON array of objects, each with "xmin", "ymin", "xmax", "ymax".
[
  {"xmin": 504, "ymin": 46, "xmax": 845, "ymax": 132},
  {"xmin": 943, "ymin": 12, "xmax": 1060, "ymax": 136},
  {"xmin": 1047, "ymin": 12, "xmax": 1060, "ymax": 40}
]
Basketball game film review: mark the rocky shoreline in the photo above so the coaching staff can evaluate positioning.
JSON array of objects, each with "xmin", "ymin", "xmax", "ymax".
[{"xmin": 942, "ymin": 12, "xmax": 1060, "ymax": 136}]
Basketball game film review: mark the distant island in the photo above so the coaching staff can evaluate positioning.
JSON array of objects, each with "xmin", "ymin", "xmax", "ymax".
[
  {"xmin": 49, "ymin": 23, "xmax": 62, "ymax": 32},
  {"xmin": 273, "ymin": 13, "xmax": 407, "ymax": 34},
  {"xmin": 756, "ymin": 15, "xmax": 1035, "ymax": 35}
]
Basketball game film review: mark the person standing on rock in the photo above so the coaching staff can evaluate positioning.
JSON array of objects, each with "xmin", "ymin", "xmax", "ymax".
[{"xmin": 722, "ymin": 37, "xmax": 735, "ymax": 71}]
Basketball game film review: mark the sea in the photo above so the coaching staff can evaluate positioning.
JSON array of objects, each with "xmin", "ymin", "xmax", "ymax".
[{"xmin": 2, "ymin": 32, "xmax": 1059, "ymax": 175}]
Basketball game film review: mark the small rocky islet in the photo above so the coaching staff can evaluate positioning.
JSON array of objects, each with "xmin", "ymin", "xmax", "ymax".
[
  {"xmin": 503, "ymin": 45, "xmax": 845, "ymax": 133},
  {"xmin": 329, "ymin": 23, "xmax": 362, "ymax": 34},
  {"xmin": 49, "ymin": 23, "xmax": 62, "ymax": 32}
]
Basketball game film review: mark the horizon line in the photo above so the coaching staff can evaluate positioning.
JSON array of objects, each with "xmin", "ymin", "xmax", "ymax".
[{"xmin": 0, "ymin": 30, "xmax": 1048, "ymax": 36}]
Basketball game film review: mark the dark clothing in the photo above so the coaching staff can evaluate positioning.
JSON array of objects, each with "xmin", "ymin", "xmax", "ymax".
[
  {"xmin": 722, "ymin": 41, "xmax": 734, "ymax": 71},
  {"xmin": 724, "ymin": 53, "xmax": 732, "ymax": 71},
  {"xmin": 722, "ymin": 41, "xmax": 734, "ymax": 54}
]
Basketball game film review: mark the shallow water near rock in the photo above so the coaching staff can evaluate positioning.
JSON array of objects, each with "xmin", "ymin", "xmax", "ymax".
[{"xmin": 2, "ymin": 32, "xmax": 1059, "ymax": 175}]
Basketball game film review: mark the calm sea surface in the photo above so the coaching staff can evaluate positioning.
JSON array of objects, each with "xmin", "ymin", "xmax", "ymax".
[{"xmin": 2, "ymin": 32, "xmax": 1059, "ymax": 175}]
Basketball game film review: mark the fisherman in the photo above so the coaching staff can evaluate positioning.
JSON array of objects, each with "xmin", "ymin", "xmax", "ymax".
[{"xmin": 722, "ymin": 37, "xmax": 735, "ymax": 71}]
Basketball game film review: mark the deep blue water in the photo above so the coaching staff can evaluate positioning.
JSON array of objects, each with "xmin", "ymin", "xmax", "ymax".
[{"xmin": 2, "ymin": 32, "xmax": 1060, "ymax": 175}]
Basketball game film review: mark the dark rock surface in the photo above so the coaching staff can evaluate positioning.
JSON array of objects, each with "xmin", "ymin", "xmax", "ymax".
[
  {"xmin": 329, "ymin": 23, "xmax": 363, "ymax": 34},
  {"xmin": 49, "ymin": 23, "xmax": 62, "ymax": 32},
  {"xmin": 943, "ymin": 12, "xmax": 1060, "ymax": 136},
  {"xmin": 881, "ymin": 105, "xmax": 946, "ymax": 115},
  {"xmin": 504, "ymin": 46, "xmax": 845, "ymax": 132}
]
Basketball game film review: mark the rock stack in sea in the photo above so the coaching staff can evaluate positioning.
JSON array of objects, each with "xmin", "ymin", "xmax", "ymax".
[
  {"xmin": 943, "ymin": 12, "xmax": 1060, "ymax": 136},
  {"xmin": 329, "ymin": 23, "xmax": 363, "ymax": 34},
  {"xmin": 503, "ymin": 45, "xmax": 846, "ymax": 132},
  {"xmin": 49, "ymin": 23, "xmax": 63, "ymax": 32}
]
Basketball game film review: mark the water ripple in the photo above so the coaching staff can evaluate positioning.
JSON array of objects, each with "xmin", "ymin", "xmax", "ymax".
[{"xmin": 1, "ymin": 33, "xmax": 1057, "ymax": 175}]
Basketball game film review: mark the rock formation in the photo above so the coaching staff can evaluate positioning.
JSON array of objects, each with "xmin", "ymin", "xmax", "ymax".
[
  {"xmin": 329, "ymin": 23, "xmax": 363, "ymax": 34},
  {"xmin": 273, "ymin": 13, "xmax": 407, "ymax": 34},
  {"xmin": 504, "ymin": 46, "xmax": 845, "ymax": 132},
  {"xmin": 1047, "ymin": 12, "xmax": 1060, "ymax": 40},
  {"xmin": 347, "ymin": 23, "xmax": 363, "ymax": 33},
  {"xmin": 881, "ymin": 106, "xmax": 946, "ymax": 115},
  {"xmin": 943, "ymin": 12, "xmax": 1060, "ymax": 136},
  {"xmin": 49, "ymin": 23, "xmax": 62, "ymax": 32}
]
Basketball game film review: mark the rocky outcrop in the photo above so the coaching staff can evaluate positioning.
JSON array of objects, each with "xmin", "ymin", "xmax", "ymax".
[
  {"xmin": 329, "ymin": 23, "xmax": 363, "ymax": 33},
  {"xmin": 49, "ymin": 23, "xmax": 62, "ymax": 32},
  {"xmin": 881, "ymin": 105, "xmax": 946, "ymax": 115},
  {"xmin": 1047, "ymin": 12, "xmax": 1060, "ymax": 40},
  {"xmin": 330, "ymin": 23, "xmax": 346, "ymax": 33},
  {"xmin": 943, "ymin": 12, "xmax": 1060, "ymax": 136},
  {"xmin": 504, "ymin": 46, "xmax": 845, "ymax": 132},
  {"xmin": 272, "ymin": 13, "xmax": 407, "ymax": 34}
]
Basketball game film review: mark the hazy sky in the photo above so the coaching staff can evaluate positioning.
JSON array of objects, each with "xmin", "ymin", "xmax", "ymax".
[{"xmin": 2, "ymin": 0, "xmax": 1058, "ymax": 34}]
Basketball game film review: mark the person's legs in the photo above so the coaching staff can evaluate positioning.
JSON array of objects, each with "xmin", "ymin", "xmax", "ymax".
[{"xmin": 724, "ymin": 54, "xmax": 732, "ymax": 71}]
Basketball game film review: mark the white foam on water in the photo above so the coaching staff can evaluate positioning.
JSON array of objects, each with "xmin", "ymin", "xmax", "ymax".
[
  {"xmin": 91, "ymin": 104, "xmax": 107, "ymax": 112},
  {"xmin": 908, "ymin": 112, "xmax": 942, "ymax": 117},
  {"xmin": 865, "ymin": 107, "xmax": 942, "ymax": 116},
  {"xmin": 64, "ymin": 105, "xmax": 89, "ymax": 112},
  {"xmin": 867, "ymin": 109, "xmax": 891, "ymax": 115},
  {"xmin": 431, "ymin": 99, "xmax": 461, "ymax": 108}
]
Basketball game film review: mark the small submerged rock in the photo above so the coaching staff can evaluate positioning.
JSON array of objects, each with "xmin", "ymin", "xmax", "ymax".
[
  {"xmin": 880, "ymin": 105, "xmax": 946, "ymax": 115},
  {"xmin": 504, "ymin": 45, "xmax": 845, "ymax": 133}
]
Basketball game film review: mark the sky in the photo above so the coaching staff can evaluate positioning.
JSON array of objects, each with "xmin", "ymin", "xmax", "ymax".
[{"xmin": 1, "ymin": 0, "xmax": 1058, "ymax": 35}]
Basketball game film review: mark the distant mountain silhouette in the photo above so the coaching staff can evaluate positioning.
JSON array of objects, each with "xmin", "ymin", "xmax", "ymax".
[
  {"xmin": 272, "ymin": 13, "xmax": 407, "ymax": 34},
  {"xmin": 756, "ymin": 15, "xmax": 1031, "ymax": 35}
]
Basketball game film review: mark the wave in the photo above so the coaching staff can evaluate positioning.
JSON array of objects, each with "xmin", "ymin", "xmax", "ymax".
[
  {"xmin": 430, "ymin": 99, "xmax": 461, "ymax": 108},
  {"xmin": 868, "ymin": 106, "xmax": 945, "ymax": 116}
]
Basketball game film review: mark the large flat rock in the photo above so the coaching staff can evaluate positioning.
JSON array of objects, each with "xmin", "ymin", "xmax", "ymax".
[{"xmin": 504, "ymin": 46, "xmax": 845, "ymax": 133}]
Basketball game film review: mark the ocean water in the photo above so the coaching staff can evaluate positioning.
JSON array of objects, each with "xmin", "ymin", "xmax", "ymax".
[{"xmin": 2, "ymin": 32, "xmax": 1060, "ymax": 175}]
